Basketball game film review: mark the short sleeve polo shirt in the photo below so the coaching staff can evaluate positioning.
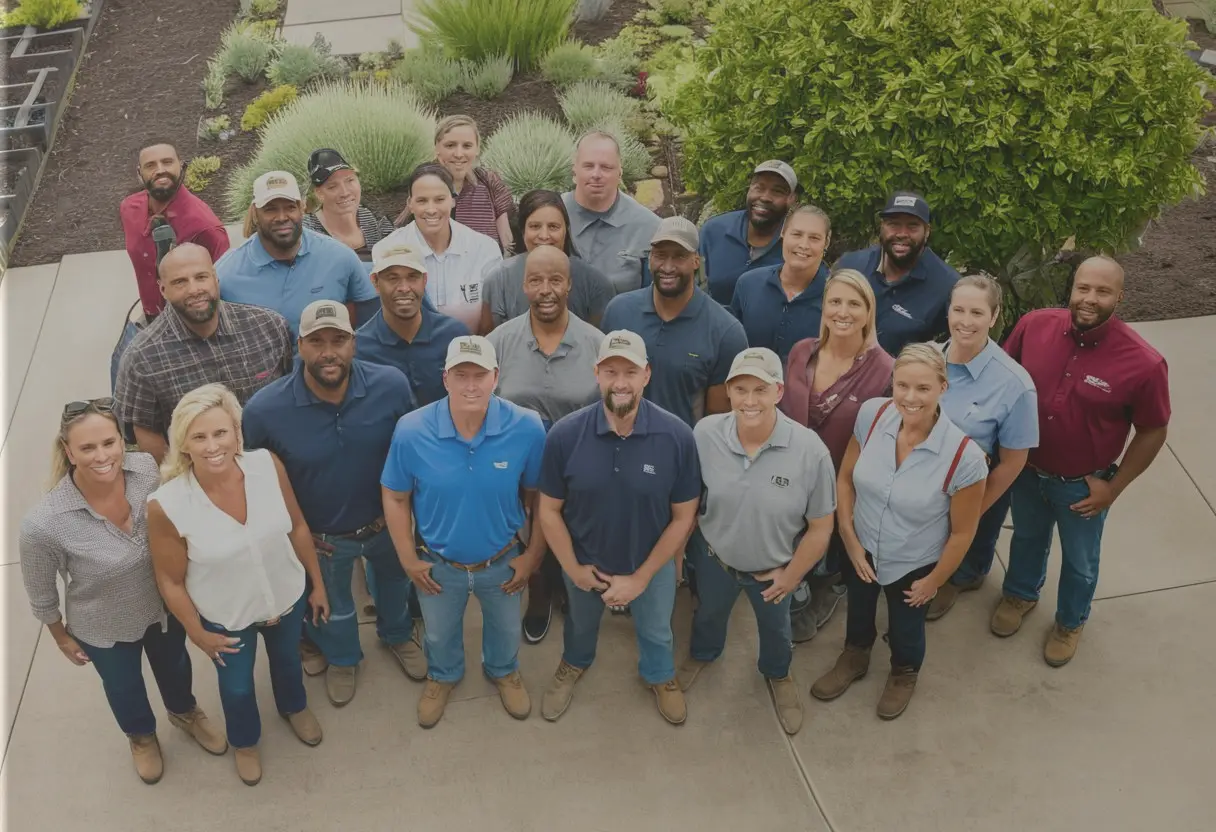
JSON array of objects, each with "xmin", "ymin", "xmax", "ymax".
[
  {"xmin": 242, "ymin": 360, "xmax": 416, "ymax": 534},
  {"xmin": 695, "ymin": 412, "xmax": 837, "ymax": 572},
  {"xmin": 540, "ymin": 400, "xmax": 701, "ymax": 575},
  {"xmin": 387, "ymin": 220, "xmax": 503, "ymax": 332},
  {"xmin": 698, "ymin": 209, "xmax": 784, "ymax": 305},
  {"xmin": 599, "ymin": 287, "xmax": 749, "ymax": 427},
  {"xmin": 729, "ymin": 263, "xmax": 828, "ymax": 364},
  {"xmin": 381, "ymin": 396, "xmax": 546, "ymax": 563},
  {"xmin": 940, "ymin": 338, "xmax": 1038, "ymax": 457},
  {"xmin": 488, "ymin": 312, "xmax": 603, "ymax": 427},
  {"xmin": 562, "ymin": 191, "xmax": 660, "ymax": 295},
  {"xmin": 355, "ymin": 307, "xmax": 471, "ymax": 407}
]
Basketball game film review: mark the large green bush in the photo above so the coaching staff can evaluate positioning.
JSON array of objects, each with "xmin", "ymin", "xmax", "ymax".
[
  {"xmin": 482, "ymin": 113, "xmax": 575, "ymax": 198},
  {"xmin": 411, "ymin": 0, "xmax": 578, "ymax": 70},
  {"xmin": 665, "ymin": 0, "xmax": 1210, "ymax": 323}
]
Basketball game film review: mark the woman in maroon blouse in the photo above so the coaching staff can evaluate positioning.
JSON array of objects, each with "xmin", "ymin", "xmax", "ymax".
[{"xmin": 780, "ymin": 268, "xmax": 894, "ymax": 640}]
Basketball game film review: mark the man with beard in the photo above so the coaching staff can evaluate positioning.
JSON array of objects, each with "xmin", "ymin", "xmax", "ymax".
[
  {"xmin": 835, "ymin": 191, "xmax": 959, "ymax": 355},
  {"xmin": 994, "ymin": 257, "xmax": 1169, "ymax": 666},
  {"xmin": 216, "ymin": 171, "xmax": 379, "ymax": 340},
  {"xmin": 356, "ymin": 238, "xmax": 470, "ymax": 407},
  {"xmin": 241, "ymin": 301, "xmax": 421, "ymax": 705},
  {"xmin": 537, "ymin": 330, "xmax": 701, "ymax": 724},
  {"xmin": 114, "ymin": 244, "xmax": 293, "ymax": 463},
  {"xmin": 698, "ymin": 160, "xmax": 798, "ymax": 305}
]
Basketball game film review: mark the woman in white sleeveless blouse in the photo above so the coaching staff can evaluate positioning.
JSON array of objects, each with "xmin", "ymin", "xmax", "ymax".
[{"xmin": 146, "ymin": 384, "xmax": 329, "ymax": 787}]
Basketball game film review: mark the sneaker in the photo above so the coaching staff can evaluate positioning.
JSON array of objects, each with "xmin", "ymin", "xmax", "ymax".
[
  {"xmin": 675, "ymin": 656, "xmax": 711, "ymax": 692},
  {"xmin": 491, "ymin": 670, "xmax": 531, "ymax": 720},
  {"xmin": 234, "ymin": 746, "xmax": 261, "ymax": 786},
  {"xmin": 417, "ymin": 679, "xmax": 456, "ymax": 728},
  {"xmin": 299, "ymin": 639, "xmax": 328, "ymax": 677},
  {"xmin": 876, "ymin": 667, "xmax": 918, "ymax": 720},
  {"xmin": 810, "ymin": 645, "xmax": 871, "ymax": 701},
  {"xmin": 541, "ymin": 661, "xmax": 585, "ymax": 722},
  {"xmin": 284, "ymin": 708, "xmax": 322, "ymax": 746},
  {"xmin": 990, "ymin": 595, "xmax": 1038, "ymax": 637},
  {"xmin": 651, "ymin": 679, "xmax": 687, "ymax": 725},
  {"xmin": 927, "ymin": 575, "xmax": 984, "ymax": 621},
  {"xmin": 811, "ymin": 583, "xmax": 846, "ymax": 628},
  {"xmin": 1044, "ymin": 623, "xmax": 1084, "ymax": 667},
  {"xmin": 128, "ymin": 733, "xmax": 163, "ymax": 784},
  {"xmin": 167, "ymin": 706, "xmax": 227, "ymax": 755},
  {"xmin": 522, "ymin": 595, "xmax": 552, "ymax": 645},
  {"xmin": 387, "ymin": 628, "xmax": 427, "ymax": 682},
  {"xmin": 767, "ymin": 675, "xmax": 804, "ymax": 735},
  {"xmin": 326, "ymin": 665, "xmax": 356, "ymax": 707}
]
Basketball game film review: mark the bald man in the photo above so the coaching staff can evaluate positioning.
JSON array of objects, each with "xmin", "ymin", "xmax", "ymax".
[
  {"xmin": 992, "ymin": 256, "xmax": 1170, "ymax": 666},
  {"xmin": 115, "ymin": 243, "xmax": 294, "ymax": 461}
]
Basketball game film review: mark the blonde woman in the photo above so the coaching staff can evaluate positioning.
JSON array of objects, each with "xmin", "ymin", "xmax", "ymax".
[
  {"xmin": 146, "ymin": 384, "xmax": 329, "ymax": 786},
  {"xmin": 302, "ymin": 148, "xmax": 395, "ymax": 266},
  {"xmin": 811, "ymin": 344, "xmax": 987, "ymax": 719},
  {"xmin": 19, "ymin": 398, "xmax": 225, "ymax": 784}
]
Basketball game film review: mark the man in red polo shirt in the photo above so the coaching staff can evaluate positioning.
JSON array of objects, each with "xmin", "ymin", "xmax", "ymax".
[{"xmin": 991, "ymin": 256, "xmax": 1170, "ymax": 666}]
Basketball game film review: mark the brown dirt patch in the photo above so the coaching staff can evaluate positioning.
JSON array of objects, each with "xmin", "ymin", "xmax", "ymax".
[{"xmin": 434, "ymin": 71, "xmax": 562, "ymax": 135}]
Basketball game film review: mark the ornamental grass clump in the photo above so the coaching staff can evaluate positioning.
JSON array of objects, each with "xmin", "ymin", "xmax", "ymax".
[
  {"xmin": 481, "ymin": 113, "xmax": 575, "ymax": 198},
  {"xmin": 459, "ymin": 54, "xmax": 513, "ymax": 99},
  {"xmin": 541, "ymin": 41, "xmax": 600, "ymax": 88},
  {"xmin": 559, "ymin": 81, "xmax": 642, "ymax": 137},
  {"xmin": 411, "ymin": 0, "xmax": 578, "ymax": 70},
  {"xmin": 217, "ymin": 22, "xmax": 279, "ymax": 83},
  {"xmin": 266, "ymin": 35, "xmax": 346, "ymax": 88},
  {"xmin": 390, "ymin": 48, "xmax": 463, "ymax": 103}
]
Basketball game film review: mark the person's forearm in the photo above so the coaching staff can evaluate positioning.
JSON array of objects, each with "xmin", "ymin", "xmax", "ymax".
[
  {"xmin": 46, "ymin": 619, "xmax": 72, "ymax": 644},
  {"xmin": 496, "ymin": 214, "xmax": 513, "ymax": 254},
  {"xmin": 520, "ymin": 492, "xmax": 546, "ymax": 560},
  {"xmin": 1110, "ymin": 427, "xmax": 1168, "ymax": 498},
  {"xmin": 981, "ymin": 458, "xmax": 1023, "ymax": 513},
  {"xmin": 538, "ymin": 504, "xmax": 580, "ymax": 574},
  {"xmin": 928, "ymin": 531, "xmax": 975, "ymax": 586},
  {"xmin": 133, "ymin": 426, "xmax": 168, "ymax": 463},
  {"xmin": 785, "ymin": 518, "xmax": 834, "ymax": 581},
  {"xmin": 636, "ymin": 515, "xmax": 696, "ymax": 582},
  {"xmin": 289, "ymin": 524, "xmax": 324, "ymax": 588},
  {"xmin": 384, "ymin": 493, "xmax": 420, "ymax": 568}
]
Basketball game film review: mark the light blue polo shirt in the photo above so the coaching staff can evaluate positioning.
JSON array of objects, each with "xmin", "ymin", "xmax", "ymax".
[
  {"xmin": 699, "ymin": 209, "xmax": 784, "ymax": 305},
  {"xmin": 216, "ymin": 229, "xmax": 377, "ymax": 339},
  {"xmin": 356, "ymin": 306, "xmax": 470, "ymax": 407},
  {"xmin": 850, "ymin": 397, "xmax": 988, "ymax": 585},
  {"xmin": 381, "ymin": 395, "xmax": 546, "ymax": 563},
  {"xmin": 940, "ymin": 339, "xmax": 1039, "ymax": 457}
]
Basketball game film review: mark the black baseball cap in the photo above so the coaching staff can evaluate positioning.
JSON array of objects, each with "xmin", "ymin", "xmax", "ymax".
[
  {"xmin": 880, "ymin": 191, "xmax": 931, "ymax": 224},
  {"xmin": 307, "ymin": 148, "xmax": 354, "ymax": 187}
]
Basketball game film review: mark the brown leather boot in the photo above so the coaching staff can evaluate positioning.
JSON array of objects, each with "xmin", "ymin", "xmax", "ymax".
[
  {"xmin": 541, "ymin": 661, "xmax": 584, "ymax": 722},
  {"xmin": 926, "ymin": 575, "xmax": 983, "ymax": 621},
  {"xmin": 651, "ymin": 679, "xmax": 687, "ymax": 725},
  {"xmin": 234, "ymin": 746, "xmax": 261, "ymax": 786},
  {"xmin": 417, "ymin": 679, "xmax": 456, "ymax": 728},
  {"xmin": 810, "ymin": 645, "xmax": 871, "ymax": 701},
  {"xmin": 492, "ymin": 670, "xmax": 531, "ymax": 720},
  {"xmin": 991, "ymin": 595, "xmax": 1038, "ymax": 637},
  {"xmin": 1044, "ymin": 623, "xmax": 1084, "ymax": 667},
  {"xmin": 167, "ymin": 706, "xmax": 227, "ymax": 755},
  {"xmin": 876, "ymin": 667, "xmax": 919, "ymax": 720},
  {"xmin": 767, "ymin": 675, "xmax": 804, "ymax": 735},
  {"xmin": 128, "ymin": 733, "xmax": 163, "ymax": 784},
  {"xmin": 284, "ymin": 708, "xmax": 322, "ymax": 746}
]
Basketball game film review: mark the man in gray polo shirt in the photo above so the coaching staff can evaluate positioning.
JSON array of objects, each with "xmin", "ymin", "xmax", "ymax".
[
  {"xmin": 563, "ymin": 131, "xmax": 661, "ymax": 295},
  {"xmin": 677, "ymin": 347, "xmax": 836, "ymax": 735}
]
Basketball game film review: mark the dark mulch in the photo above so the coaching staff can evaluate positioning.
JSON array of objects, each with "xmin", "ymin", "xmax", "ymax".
[
  {"xmin": 572, "ymin": 0, "xmax": 649, "ymax": 45},
  {"xmin": 434, "ymin": 71, "xmax": 563, "ymax": 134}
]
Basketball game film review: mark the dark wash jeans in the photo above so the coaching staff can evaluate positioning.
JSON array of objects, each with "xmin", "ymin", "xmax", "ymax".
[
  {"xmin": 950, "ymin": 486, "xmax": 1013, "ymax": 586},
  {"xmin": 843, "ymin": 554, "xmax": 934, "ymax": 671}
]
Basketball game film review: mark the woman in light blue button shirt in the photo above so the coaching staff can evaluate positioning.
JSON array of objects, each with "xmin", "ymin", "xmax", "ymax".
[
  {"xmin": 928, "ymin": 275, "xmax": 1038, "ymax": 621},
  {"xmin": 811, "ymin": 344, "xmax": 988, "ymax": 720}
]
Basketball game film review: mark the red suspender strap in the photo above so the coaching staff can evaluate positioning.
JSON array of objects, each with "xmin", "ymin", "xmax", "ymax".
[
  {"xmin": 943, "ymin": 436, "xmax": 972, "ymax": 494},
  {"xmin": 863, "ymin": 399, "xmax": 893, "ymax": 447}
]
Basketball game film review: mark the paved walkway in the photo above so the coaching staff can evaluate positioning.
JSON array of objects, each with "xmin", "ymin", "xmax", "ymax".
[
  {"xmin": 1, "ymin": 245, "xmax": 1214, "ymax": 830},
  {"xmin": 283, "ymin": 0, "xmax": 420, "ymax": 55}
]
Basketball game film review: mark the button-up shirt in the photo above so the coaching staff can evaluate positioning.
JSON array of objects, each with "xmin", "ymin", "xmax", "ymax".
[
  {"xmin": 941, "ymin": 338, "xmax": 1038, "ymax": 457},
  {"xmin": 19, "ymin": 453, "xmax": 167, "ymax": 648},
  {"xmin": 562, "ymin": 191, "xmax": 660, "ymax": 294},
  {"xmin": 488, "ymin": 312, "xmax": 603, "ymax": 427},
  {"xmin": 355, "ymin": 307, "xmax": 470, "ymax": 407},
  {"xmin": 381, "ymin": 221, "xmax": 503, "ymax": 332},
  {"xmin": 835, "ymin": 244, "xmax": 959, "ymax": 356},
  {"xmin": 120, "ymin": 187, "xmax": 230, "ymax": 317},
  {"xmin": 242, "ymin": 360, "xmax": 416, "ymax": 534},
  {"xmin": 482, "ymin": 254, "xmax": 615, "ymax": 328},
  {"xmin": 115, "ymin": 301, "xmax": 294, "ymax": 435},
  {"xmin": 1003, "ymin": 308, "xmax": 1170, "ymax": 478},
  {"xmin": 699, "ymin": 209, "xmax": 784, "ymax": 305},
  {"xmin": 729, "ymin": 263, "xmax": 829, "ymax": 364}
]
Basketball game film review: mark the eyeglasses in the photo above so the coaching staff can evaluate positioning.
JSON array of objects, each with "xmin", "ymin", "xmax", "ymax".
[{"xmin": 62, "ymin": 397, "xmax": 116, "ymax": 420}]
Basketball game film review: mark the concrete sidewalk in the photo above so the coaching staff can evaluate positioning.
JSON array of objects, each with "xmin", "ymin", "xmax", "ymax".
[{"xmin": 1, "ymin": 253, "xmax": 1214, "ymax": 831}]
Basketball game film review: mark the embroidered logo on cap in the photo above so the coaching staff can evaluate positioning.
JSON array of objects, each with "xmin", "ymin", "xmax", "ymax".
[
  {"xmin": 893, "ymin": 195, "xmax": 918, "ymax": 208},
  {"xmin": 609, "ymin": 336, "xmax": 632, "ymax": 349},
  {"xmin": 315, "ymin": 305, "xmax": 337, "ymax": 319},
  {"xmin": 266, "ymin": 176, "xmax": 289, "ymax": 189},
  {"xmin": 458, "ymin": 341, "xmax": 483, "ymax": 355}
]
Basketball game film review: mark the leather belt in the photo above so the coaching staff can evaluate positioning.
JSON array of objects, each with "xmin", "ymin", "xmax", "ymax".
[
  {"xmin": 418, "ymin": 537, "xmax": 521, "ymax": 573},
  {"xmin": 317, "ymin": 517, "xmax": 386, "ymax": 542},
  {"xmin": 707, "ymin": 546, "xmax": 767, "ymax": 582},
  {"xmin": 1028, "ymin": 464, "xmax": 1117, "ymax": 484}
]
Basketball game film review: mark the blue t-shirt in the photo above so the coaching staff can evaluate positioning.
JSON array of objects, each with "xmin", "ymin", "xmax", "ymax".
[
  {"xmin": 698, "ymin": 209, "xmax": 784, "ymax": 305},
  {"xmin": 381, "ymin": 396, "xmax": 546, "ymax": 563},
  {"xmin": 729, "ymin": 262, "xmax": 828, "ymax": 364},
  {"xmin": 540, "ymin": 400, "xmax": 701, "ymax": 575},
  {"xmin": 242, "ymin": 360, "xmax": 416, "ymax": 534},
  {"xmin": 356, "ymin": 306, "xmax": 470, "ymax": 407},
  {"xmin": 940, "ymin": 339, "xmax": 1039, "ymax": 457}
]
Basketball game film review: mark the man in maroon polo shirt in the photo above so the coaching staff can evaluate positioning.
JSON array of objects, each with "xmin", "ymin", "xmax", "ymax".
[{"xmin": 991, "ymin": 256, "xmax": 1170, "ymax": 666}]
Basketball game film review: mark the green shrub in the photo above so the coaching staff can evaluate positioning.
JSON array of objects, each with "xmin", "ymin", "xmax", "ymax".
[
  {"xmin": 666, "ymin": 0, "xmax": 1211, "ymax": 324},
  {"xmin": 459, "ymin": 54, "xmax": 513, "ymax": 98},
  {"xmin": 595, "ymin": 121, "xmax": 652, "ymax": 182},
  {"xmin": 646, "ymin": 0, "xmax": 693, "ymax": 24},
  {"xmin": 541, "ymin": 41, "xmax": 599, "ymax": 88},
  {"xmin": 390, "ymin": 48, "xmax": 463, "ymax": 103},
  {"xmin": 202, "ymin": 59, "xmax": 227, "ymax": 109},
  {"xmin": 595, "ymin": 36, "xmax": 640, "ymax": 88},
  {"xmin": 217, "ymin": 23, "xmax": 279, "ymax": 83},
  {"xmin": 224, "ymin": 82, "xmax": 436, "ymax": 218},
  {"xmin": 241, "ymin": 84, "xmax": 299, "ymax": 131},
  {"xmin": 560, "ymin": 81, "xmax": 642, "ymax": 137},
  {"xmin": 197, "ymin": 114, "xmax": 232, "ymax": 142},
  {"xmin": 237, "ymin": 18, "xmax": 279, "ymax": 39},
  {"xmin": 411, "ymin": 0, "xmax": 578, "ymax": 70},
  {"xmin": 248, "ymin": 0, "xmax": 280, "ymax": 20},
  {"xmin": 481, "ymin": 113, "xmax": 575, "ymax": 198},
  {"xmin": 266, "ymin": 34, "xmax": 346, "ymax": 87},
  {"xmin": 1, "ymin": 0, "xmax": 82, "ymax": 29},
  {"xmin": 657, "ymin": 24, "xmax": 693, "ymax": 40},
  {"xmin": 185, "ymin": 156, "xmax": 222, "ymax": 193}
]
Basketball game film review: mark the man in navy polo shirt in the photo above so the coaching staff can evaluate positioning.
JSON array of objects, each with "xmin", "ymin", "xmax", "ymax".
[
  {"xmin": 698, "ymin": 160, "xmax": 797, "ymax": 305},
  {"xmin": 242, "ymin": 300, "xmax": 421, "ymax": 707},
  {"xmin": 835, "ymin": 191, "xmax": 959, "ymax": 356},
  {"xmin": 381, "ymin": 335, "xmax": 547, "ymax": 728},
  {"xmin": 537, "ymin": 330, "xmax": 701, "ymax": 725},
  {"xmin": 356, "ymin": 237, "xmax": 471, "ymax": 406}
]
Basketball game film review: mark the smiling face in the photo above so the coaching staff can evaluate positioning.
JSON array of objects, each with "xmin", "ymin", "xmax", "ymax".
[
  {"xmin": 373, "ymin": 265, "xmax": 427, "ymax": 323},
  {"xmin": 879, "ymin": 214, "xmax": 929, "ymax": 270},
  {"xmin": 649, "ymin": 240, "xmax": 699, "ymax": 299},
  {"xmin": 782, "ymin": 210, "xmax": 829, "ymax": 273},
  {"xmin": 255, "ymin": 197, "xmax": 305, "ymax": 252},
  {"xmin": 138, "ymin": 144, "xmax": 182, "ymax": 202},
  {"xmin": 299, "ymin": 328, "xmax": 354, "ymax": 390},
  {"xmin": 745, "ymin": 172, "xmax": 794, "ymax": 232},
  {"xmin": 523, "ymin": 204, "xmax": 567, "ymax": 252},
  {"xmin": 63, "ymin": 414, "xmax": 125, "ymax": 487},
  {"xmin": 523, "ymin": 246, "xmax": 570, "ymax": 324},
  {"xmin": 184, "ymin": 406, "xmax": 241, "ymax": 476},
  {"xmin": 727, "ymin": 375, "xmax": 783, "ymax": 429},
  {"xmin": 435, "ymin": 125, "xmax": 479, "ymax": 182},
  {"xmin": 595, "ymin": 357, "xmax": 649, "ymax": 418},
  {"xmin": 822, "ymin": 280, "xmax": 869, "ymax": 344},
  {"xmin": 443, "ymin": 363, "xmax": 498, "ymax": 416},
  {"xmin": 892, "ymin": 361, "xmax": 946, "ymax": 425},
  {"xmin": 1069, "ymin": 258, "xmax": 1124, "ymax": 331},
  {"xmin": 316, "ymin": 169, "xmax": 361, "ymax": 216},
  {"xmin": 407, "ymin": 174, "xmax": 454, "ymax": 236},
  {"xmin": 948, "ymin": 285, "xmax": 997, "ymax": 351},
  {"xmin": 159, "ymin": 246, "xmax": 219, "ymax": 324}
]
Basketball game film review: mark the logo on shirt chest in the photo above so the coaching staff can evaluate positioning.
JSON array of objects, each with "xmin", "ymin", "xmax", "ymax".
[
  {"xmin": 643, "ymin": 464, "xmax": 656, "ymax": 475},
  {"xmin": 891, "ymin": 304, "xmax": 914, "ymax": 320},
  {"xmin": 1083, "ymin": 375, "xmax": 1111, "ymax": 393},
  {"xmin": 460, "ymin": 282, "xmax": 481, "ymax": 304},
  {"xmin": 494, "ymin": 461, "xmax": 509, "ymax": 469},
  {"xmin": 771, "ymin": 475, "xmax": 790, "ymax": 488}
]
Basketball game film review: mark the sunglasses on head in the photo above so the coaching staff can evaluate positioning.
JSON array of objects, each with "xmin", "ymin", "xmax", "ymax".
[{"xmin": 62, "ymin": 397, "xmax": 116, "ymax": 420}]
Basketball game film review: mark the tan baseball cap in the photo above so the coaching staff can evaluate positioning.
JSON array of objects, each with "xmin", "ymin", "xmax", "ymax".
[
  {"xmin": 371, "ymin": 232, "xmax": 428, "ymax": 275},
  {"xmin": 299, "ymin": 299, "xmax": 354, "ymax": 337},
  {"xmin": 753, "ymin": 160, "xmax": 797, "ymax": 192},
  {"xmin": 252, "ymin": 170, "xmax": 303, "ymax": 208},
  {"xmin": 596, "ymin": 330, "xmax": 648, "ymax": 368},
  {"xmin": 444, "ymin": 335, "xmax": 498, "ymax": 372},
  {"xmin": 649, "ymin": 215, "xmax": 699, "ymax": 252},
  {"xmin": 727, "ymin": 347, "xmax": 784, "ymax": 385}
]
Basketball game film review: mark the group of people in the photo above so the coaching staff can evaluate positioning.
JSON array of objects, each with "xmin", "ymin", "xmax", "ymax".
[{"xmin": 20, "ymin": 121, "xmax": 1172, "ymax": 787}]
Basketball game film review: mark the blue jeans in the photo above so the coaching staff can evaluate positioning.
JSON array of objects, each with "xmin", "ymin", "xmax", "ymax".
[
  {"xmin": 415, "ymin": 547, "xmax": 522, "ymax": 683},
  {"xmin": 689, "ymin": 546, "xmax": 792, "ymax": 679},
  {"xmin": 201, "ymin": 594, "xmax": 308, "ymax": 749},
  {"xmin": 1004, "ymin": 468, "xmax": 1108, "ymax": 629},
  {"xmin": 950, "ymin": 486, "xmax": 1014, "ymax": 586},
  {"xmin": 77, "ymin": 617, "xmax": 196, "ymax": 736},
  {"xmin": 562, "ymin": 560, "xmax": 677, "ymax": 685},
  {"xmin": 110, "ymin": 319, "xmax": 141, "ymax": 394},
  {"xmin": 844, "ymin": 556, "xmax": 933, "ymax": 670},
  {"xmin": 306, "ymin": 529, "xmax": 412, "ymax": 667}
]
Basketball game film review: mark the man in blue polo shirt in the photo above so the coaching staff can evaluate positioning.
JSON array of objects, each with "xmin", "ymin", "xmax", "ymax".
[
  {"xmin": 356, "ymin": 237, "xmax": 471, "ymax": 406},
  {"xmin": 835, "ymin": 191, "xmax": 959, "ymax": 356},
  {"xmin": 698, "ymin": 160, "xmax": 797, "ymax": 305},
  {"xmin": 381, "ymin": 335, "xmax": 547, "ymax": 728},
  {"xmin": 216, "ymin": 170, "xmax": 381, "ymax": 339},
  {"xmin": 242, "ymin": 300, "xmax": 420, "ymax": 707},
  {"xmin": 537, "ymin": 330, "xmax": 701, "ymax": 725}
]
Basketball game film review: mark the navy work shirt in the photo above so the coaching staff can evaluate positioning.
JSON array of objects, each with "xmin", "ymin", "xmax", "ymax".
[
  {"xmin": 729, "ymin": 262, "xmax": 828, "ymax": 364},
  {"xmin": 834, "ymin": 244, "xmax": 959, "ymax": 356},
  {"xmin": 242, "ymin": 359, "xmax": 416, "ymax": 535},
  {"xmin": 698, "ymin": 209, "xmax": 784, "ymax": 305},
  {"xmin": 355, "ymin": 306, "xmax": 470, "ymax": 407},
  {"xmin": 540, "ymin": 400, "xmax": 701, "ymax": 575}
]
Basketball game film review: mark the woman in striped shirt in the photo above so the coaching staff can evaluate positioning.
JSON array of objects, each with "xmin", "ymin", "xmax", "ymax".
[{"xmin": 302, "ymin": 148, "xmax": 395, "ymax": 270}]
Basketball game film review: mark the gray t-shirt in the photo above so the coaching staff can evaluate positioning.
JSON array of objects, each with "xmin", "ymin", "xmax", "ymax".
[
  {"xmin": 487, "ymin": 312, "xmax": 604, "ymax": 426},
  {"xmin": 482, "ymin": 254, "xmax": 616, "ymax": 328},
  {"xmin": 562, "ymin": 191, "xmax": 661, "ymax": 294},
  {"xmin": 694, "ymin": 411, "xmax": 838, "ymax": 572}
]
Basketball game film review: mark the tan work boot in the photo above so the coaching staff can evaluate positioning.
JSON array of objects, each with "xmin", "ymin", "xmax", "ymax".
[
  {"xmin": 387, "ymin": 624, "xmax": 428, "ymax": 682},
  {"xmin": 167, "ymin": 706, "xmax": 227, "ymax": 755},
  {"xmin": 767, "ymin": 675, "xmax": 803, "ymax": 735},
  {"xmin": 876, "ymin": 667, "xmax": 919, "ymax": 720},
  {"xmin": 676, "ymin": 657, "xmax": 711, "ymax": 692},
  {"xmin": 491, "ymin": 670, "xmax": 531, "ymax": 720},
  {"xmin": 926, "ymin": 576, "xmax": 983, "ymax": 621},
  {"xmin": 541, "ymin": 661, "xmax": 585, "ymax": 722},
  {"xmin": 651, "ymin": 680, "xmax": 687, "ymax": 725},
  {"xmin": 1044, "ymin": 623, "xmax": 1084, "ymax": 667},
  {"xmin": 299, "ymin": 639, "xmax": 328, "ymax": 677},
  {"xmin": 284, "ymin": 708, "xmax": 323, "ymax": 746},
  {"xmin": 810, "ymin": 645, "xmax": 871, "ymax": 701},
  {"xmin": 990, "ymin": 595, "xmax": 1038, "ymax": 637},
  {"xmin": 326, "ymin": 665, "xmax": 356, "ymax": 707},
  {"xmin": 128, "ymin": 733, "xmax": 163, "ymax": 784},
  {"xmin": 234, "ymin": 746, "xmax": 261, "ymax": 786},
  {"xmin": 417, "ymin": 679, "xmax": 456, "ymax": 728}
]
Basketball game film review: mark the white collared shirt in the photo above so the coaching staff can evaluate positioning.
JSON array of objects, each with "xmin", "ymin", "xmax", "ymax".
[{"xmin": 383, "ymin": 221, "xmax": 502, "ymax": 331}]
